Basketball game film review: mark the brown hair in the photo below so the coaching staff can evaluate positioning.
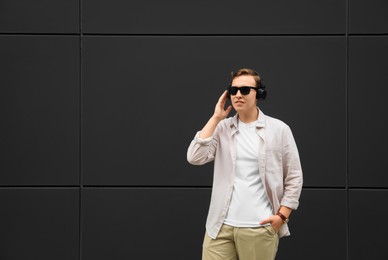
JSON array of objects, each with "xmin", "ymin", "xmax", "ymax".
[{"xmin": 230, "ymin": 68, "xmax": 262, "ymax": 87}]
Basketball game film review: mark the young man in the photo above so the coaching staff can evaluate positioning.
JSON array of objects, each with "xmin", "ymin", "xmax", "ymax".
[{"xmin": 187, "ymin": 68, "xmax": 303, "ymax": 260}]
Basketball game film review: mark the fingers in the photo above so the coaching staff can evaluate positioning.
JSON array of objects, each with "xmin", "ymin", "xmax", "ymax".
[
  {"xmin": 261, "ymin": 215, "xmax": 285, "ymax": 233},
  {"xmin": 260, "ymin": 215, "xmax": 281, "ymax": 225},
  {"xmin": 271, "ymin": 219, "xmax": 283, "ymax": 233},
  {"xmin": 213, "ymin": 91, "xmax": 232, "ymax": 120},
  {"xmin": 218, "ymin": 90, "xmax": 228, "ymax": 105},
  {"xmin": 259, "ymin": 218, "xmax": 271, "ymax": 225},
  {"xmin": 221, "ymin": 90, "xmax": 228, "ymax": 99},
  {"xmin": 225, "ymin": 105, "xmax": 232, "ymax": 114}
]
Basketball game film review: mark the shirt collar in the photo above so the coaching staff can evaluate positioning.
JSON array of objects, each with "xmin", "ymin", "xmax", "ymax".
[{"xmin": 230, "ymin": 107, "xmax": 266, "ymax": 129}]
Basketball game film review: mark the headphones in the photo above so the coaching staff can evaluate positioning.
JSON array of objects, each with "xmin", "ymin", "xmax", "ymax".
[{"xmin": 227, "ymin": 71, "xmax": 267, "ymax": 100}]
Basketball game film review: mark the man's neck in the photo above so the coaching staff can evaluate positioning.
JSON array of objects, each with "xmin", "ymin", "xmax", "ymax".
[{"xmin": 238, "ymin": 108, "xmax": 259, "ymax": 124}]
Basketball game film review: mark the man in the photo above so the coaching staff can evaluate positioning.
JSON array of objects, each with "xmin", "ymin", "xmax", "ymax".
[{"xmin": 187, "ymin": 68, "xmax": 303, "ymax": 260}]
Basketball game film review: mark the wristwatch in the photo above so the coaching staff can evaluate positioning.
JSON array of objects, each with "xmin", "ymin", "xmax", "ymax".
[{"xmin": 276, "ymin": 211, "xmax": 289, "ymax": 224}]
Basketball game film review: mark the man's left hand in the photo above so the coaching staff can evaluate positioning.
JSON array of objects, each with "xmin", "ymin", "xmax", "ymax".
[{"xmin": 260, "ymin": 215, "xmax": 284, "ymax": 233}]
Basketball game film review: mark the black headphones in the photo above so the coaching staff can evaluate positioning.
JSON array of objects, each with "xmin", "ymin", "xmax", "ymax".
[{"xmin": 227, "ymin": 71, "xmax": 267, "ymax": 100}]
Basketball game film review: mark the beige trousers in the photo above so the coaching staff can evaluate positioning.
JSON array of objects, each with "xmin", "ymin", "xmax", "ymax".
[{"xmin": 202, "ymin": 224, "xmax": 279, "ymax": 260}]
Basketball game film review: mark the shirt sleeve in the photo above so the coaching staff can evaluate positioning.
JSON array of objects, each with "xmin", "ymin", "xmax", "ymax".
[
  {"xmin": 280, "ymin": 125, "xmax": 303, "ymax": 210},
  {"xmin": 194, "ymin": 131, "xmax": 213, "ymax": 144},
  {"xmin": 187, "ymin": 130, "xmax": 219, "ymax": 166}
]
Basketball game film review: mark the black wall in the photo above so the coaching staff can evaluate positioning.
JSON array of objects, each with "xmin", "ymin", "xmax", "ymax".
[{"xmin": 1, "ymin": 1, "xmax": 387, "ymax": 259}]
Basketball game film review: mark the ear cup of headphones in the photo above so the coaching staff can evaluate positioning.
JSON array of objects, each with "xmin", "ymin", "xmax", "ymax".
[{"xmin": 257, "ymin": 84, "xmax": 267, "ymax": 100}]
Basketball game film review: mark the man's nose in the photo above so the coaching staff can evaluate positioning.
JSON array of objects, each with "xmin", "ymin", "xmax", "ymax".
[{"xmin": 236, "ymin": 89, "xmax": 243, "ymax": 97}]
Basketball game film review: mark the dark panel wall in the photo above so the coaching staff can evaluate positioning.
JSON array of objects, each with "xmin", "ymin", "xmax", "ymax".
[
  {"xmin": 82, "ymin": 188, "xmax": 210, "ymax": 259},
  {"xmin": 0, "ymin": 0, "xmax": 79, "ymax": 33},
  {"xmin": 0, "ymin": 189, "xmax": 79, "ymax": 259},
  {"xmin": 349, "ymin": 190, "xmax": 388, "ymax": 259},
  {"xmin": 82, "ymin": 0, "xmax": 345, "ymax": 34},
  {"xmin": 1, "ymin": 1, "xmax": 387, "ymax": 260},
  {"xmin": 0, "ymin": 36, "xmax": 79, "ymax": 185},
  {"xmin": 348, "ymin": 36, "xmax": 388, "ymax": 188},
  {"xmin": 349, "ymin": 0, "xmax": 388, "ymax": 34}
]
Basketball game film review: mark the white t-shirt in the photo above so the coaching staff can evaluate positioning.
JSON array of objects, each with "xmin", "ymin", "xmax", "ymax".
[{"xmin": 224, "ymin": 119, "xmax": 273, "ymax": 227}]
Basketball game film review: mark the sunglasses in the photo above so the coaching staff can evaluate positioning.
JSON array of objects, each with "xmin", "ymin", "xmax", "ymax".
[{"xmin": 228, "ymin": 86, "xmax": 259, "ymax": 96}]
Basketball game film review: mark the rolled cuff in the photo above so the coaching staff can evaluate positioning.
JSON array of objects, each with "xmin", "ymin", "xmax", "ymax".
[
  {"xmin": 194, "ymin": 131, "xmax": 213, "ymax": 144},
  {"xmin": 280, "ymin": 199, "xmax": 300, "ymax": 210}
]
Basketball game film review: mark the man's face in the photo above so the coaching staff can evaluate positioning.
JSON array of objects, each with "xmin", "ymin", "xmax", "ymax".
[{"xmin": 230, "ymin": 75, "xmax": 258, "ymax": 114}]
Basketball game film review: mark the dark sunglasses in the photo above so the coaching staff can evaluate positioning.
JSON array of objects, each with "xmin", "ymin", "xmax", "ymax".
[{"xmin": 228, "ymin": 86, "xmax": 259, "ymax": 96}]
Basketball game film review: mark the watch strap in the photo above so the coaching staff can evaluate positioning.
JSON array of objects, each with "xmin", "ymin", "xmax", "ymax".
[{"xmin": 276, "ymin": 211, "xmax": 289, "ymax": 224}]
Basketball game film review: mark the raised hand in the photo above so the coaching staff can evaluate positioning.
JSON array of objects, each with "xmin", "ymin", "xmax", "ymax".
[
  {"xmin": 213, "ymin": 90, "xmax": 232, "ymax": 121},
  {"xmin": 199, "ymin": 91, "xmax": 232, "ymax": 139}
]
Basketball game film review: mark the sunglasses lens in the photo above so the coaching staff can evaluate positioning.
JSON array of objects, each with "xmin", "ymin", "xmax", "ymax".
[
  {"xmin": 228, "ymin": 87, "xmax": 238, "ymax": 95},
  {"xmin": 228, "ymin": 86, "xmax": 254, "ymax": 96},
  {"xmin": 240, "ymin": 87, "xmax": 250, "ymax": 95}
]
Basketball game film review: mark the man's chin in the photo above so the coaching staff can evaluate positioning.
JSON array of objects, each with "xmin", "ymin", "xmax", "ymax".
[{"xmin": 233, "ymin": 106, "xmax": 244, "ymax": 113}]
